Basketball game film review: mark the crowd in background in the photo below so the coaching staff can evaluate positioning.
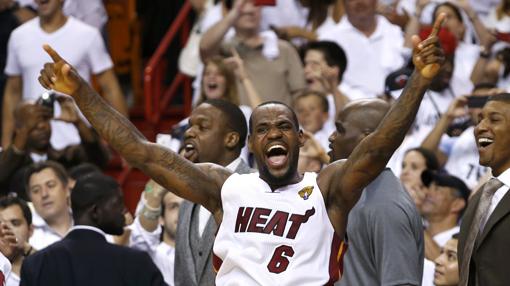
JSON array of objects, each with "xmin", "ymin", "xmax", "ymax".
[{"xmin": 0, "ymin": 0, "xmax": 509, "ymax": 285}]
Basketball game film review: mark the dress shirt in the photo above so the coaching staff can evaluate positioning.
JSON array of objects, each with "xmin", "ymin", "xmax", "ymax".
[{"xmin": 486, "ymin": 168, "xmax": 510, "ymax": 221}]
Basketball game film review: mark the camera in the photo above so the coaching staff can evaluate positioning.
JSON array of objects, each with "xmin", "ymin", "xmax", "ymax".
[{"xmin": 37, "ymin": 91, "xmax": 56, "ymax": 113}]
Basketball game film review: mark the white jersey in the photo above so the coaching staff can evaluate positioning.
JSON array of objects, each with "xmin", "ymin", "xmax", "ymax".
[{"xmin": 213, "ymin": 172, "xmax": 346, "ymax": 285}]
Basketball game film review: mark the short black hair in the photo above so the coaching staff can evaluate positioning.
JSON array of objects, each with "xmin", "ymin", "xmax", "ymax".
[
  {"xmin": 71, "ymin": 173, "xmax": 120, "ymax": 221},
  {"xmin": 302, "ymin": 41, "xmax": 348, "ymax": 82},
  {"xmin": 293, "ymin": 89, "xmax": 329, "ymax": 113},
  {"xmin": 488, "ymin": 92, "xmax": 510, "ymax": 103},
  {"xmin": 405, "ymin": 147, "xmax": 440, "ymax": 171},
  {"xmin": 203, "ymin": 99, "xmax": 247, "ymax": 149},
  {"xmin": 249, "ymin": 101, "xmax": 300, "ymax": 134},
  {"xmin": 0, "ymin": 195, "xmax": 32, "ymax": 225},
  {"xmin": 433, "ymin": 2, "xmax": 463, "ymax": 23},
  {"xmin": 24, "ymin": 161, "xmax": 69, "ymax": 195},
  {"xmin": 68, "ymin": 163, "xmax": 102, "ymax": 181}
]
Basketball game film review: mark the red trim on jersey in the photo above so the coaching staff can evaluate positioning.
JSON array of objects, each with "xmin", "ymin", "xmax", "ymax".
[
  {"xmin": 325, "ymin": 233, "xmax": 348, "ymax": 285},
  {"xmin": 212, "ymin": 252, "xmax": 224, "ymax": 273}
]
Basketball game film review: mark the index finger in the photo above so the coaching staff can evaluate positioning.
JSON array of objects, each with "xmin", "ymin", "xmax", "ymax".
[
  {"xmin": 230, "ymin": 48, "xmax": 241, "ymax": 60},
  {"xmin": 429, "ymin": 13, "xmax": 446, "ymax": 38},
  {"xmin": 43, "ymin": 44, "xmax": 64, "ymax": 62}
]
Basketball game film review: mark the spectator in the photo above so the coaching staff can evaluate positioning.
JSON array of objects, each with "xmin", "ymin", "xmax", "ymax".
[
  {"xmin": 330, "ymin": 99, "xmax": 424, "ymax": 286},
  {"xmin": 0, "ymin": 222, "xmax": 17, "ymax": 286},
  {"xmin": 421, "ymin": 84, "xmax": 504, "ymax": 189},
  {"xmin": 20, "ymin": 173, "xmax": 166, "ymax": 286},
  {"xmin": 200, "ymin": 0, "xmax": 306, "ymax": 106},
  {"xmin": 0, "ymin": 195, "xmax": 35, "ymax": 286},
  {"xmin": 62, "ymin": 0, "xmax": 108, "ymax": 31},
  {"xmin": 175, "ymin": 99, "xmax": 253, "ymax": 286},
  {"xmin": 320, "ymin": 0, "xmax": 406, "ymax": 99},
  {"xmin": 400, "ymin": 147, "xmax": 440, "ymax": 210},
  {"xmin": 458, "ymin": 93, "xmax": 510, "ymax": 285},
  {"xmin": 24, "ymin": 161, "xmax": 73, "ymax": 250},
  {"xmin": 420, "ymin": 170, "xmax": 468, "ymax": 261},
  {"xmin": 0, "ymin": 100, "xmax": 109, "ymax": 198},
  {"xmin": 433, "ymin": 234, "xmax": 460, "ymax": 286},
  {"xmin": 130, "ymin": 180, "xmax": 183, "ymax": 286},
  {"xmin": 2, "ymin": 0, "xmax": 128, "ymax": 149},
  {"xmin": 293, "ymin": 89, "xmax": 333, "ymax": 151},
  {"xmin": 301, "ymin": 40, "xmax": 350, "ymax": 121}
]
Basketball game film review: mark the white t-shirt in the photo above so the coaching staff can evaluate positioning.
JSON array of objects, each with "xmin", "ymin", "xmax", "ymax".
[
  {"xmin": 320, "ymin": 16, "xmax": 405, "ymax": 99},
  {"xmin": 260, "ymin": 0, "xmax": 308, "ymax": 32},
  {"xmin": 63, "ymin": 0, "xmax": 108, "ymax": 30},
  {"xmin": 5, "ymin": 17, "xmax": 113, "ymax": 149},
  {"xmin": 213, "ymin": 172, "xmax": 346, "ymax": 285},
  {"xmin": 6, "ymin": 272, "xmax": 19, "ymax": 286},
  {"xmin": 413, "ymin": 89, "xmax": 457, "ymax": 135},
  {"xmin": 433, "ymin": 226, "xmax": 460, "ymax": 247}
]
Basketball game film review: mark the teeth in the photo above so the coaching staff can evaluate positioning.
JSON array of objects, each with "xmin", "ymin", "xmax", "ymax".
[
  {"xmin": 268, "ymin": 145, "xmax": 286, "ymax": 152},
  {"xmin": 185, "ymin": 144, "xmax": 194, "ymax": 150},
  {"xmin": 478, "ymin": 138, "xmax": 493, "ymax": 144}
]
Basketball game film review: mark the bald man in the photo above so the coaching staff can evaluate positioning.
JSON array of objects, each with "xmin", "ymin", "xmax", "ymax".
[{"xmin": 329, "ymin": 99, "xmax": 424, "ymax": 286}]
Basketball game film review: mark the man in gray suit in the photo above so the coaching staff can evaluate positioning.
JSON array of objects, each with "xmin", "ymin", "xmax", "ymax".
[
  {"xmin": 175, "ymin": 99, "xmax": 252, "ymax": 286},
  {"xmin": 329, "ymin": 99, "xmax": 424, "ymax": 286}
]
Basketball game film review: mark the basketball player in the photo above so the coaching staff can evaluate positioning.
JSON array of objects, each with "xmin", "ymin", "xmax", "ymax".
[{"xmin": 37, "ymin": 14, "xmax": 446, "ymax": 285}]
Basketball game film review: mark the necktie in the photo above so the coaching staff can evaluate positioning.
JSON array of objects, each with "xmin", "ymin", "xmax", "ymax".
[{"xmin": 458, "ymin": 178, "xmax": 504, "ymax": 286}]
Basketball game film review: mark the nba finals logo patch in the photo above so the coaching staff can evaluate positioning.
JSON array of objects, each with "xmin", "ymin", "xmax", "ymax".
[{"xmin": 298, "ymin": 186, "xmax": 314, "ymax": 200}]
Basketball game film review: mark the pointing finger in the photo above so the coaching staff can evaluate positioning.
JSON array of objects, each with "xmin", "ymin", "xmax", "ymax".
[
  {"xmin": 43, "ymin": 44, "xmax": 64, "ymax": 63},
  {"xmin": 430, "ymin": 13, "xmax": 446, "ymax": 38}
]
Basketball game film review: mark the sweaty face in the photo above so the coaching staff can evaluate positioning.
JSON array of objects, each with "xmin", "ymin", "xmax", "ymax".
[
  {"xmin": 400, "ymin": 151, "xmax": 427, "ymax": 187},
  {"xmin": 304, "ymin": 50, "xmax": 330, "ymax": 92},
  {"xmin": 328, "ymin": 110, "xmax": 364, "ymax": 162},
  {"xmin": 434, "ymin": 238, "xmax": 459, "ymax": 286},
  {"xmin": 35, "ymin": 0, "xmax": 63, "ymax": 18},
  {"xmin": 96, "ymin": 192, "xmax": 126, "ymax": 235},
  {"xmin": 202, "ymin": 63, "xmax": 227, "ymax": 100},
  {"xmin": 294, "ymin": 95, "xmax": 329, "ymax": 134},
  {"xmin": 475, "ymin": 100, "xmax": 510, "ymax": 175},
  {"xmin": 249, "ymin": 104, "xmax": 304, "ymax": 185},
  {"xmin": 234, "ymin": 0, "xmax": 261, "ymax": 32},
  {"xmin": 160, "ymin": 192, "xmax": 183, "ymax": 240},
  {"xmin": 29, "ymin": 168, "xmax": 70, "ymax": 223},
  {"xmin": 421, "ymin": 183, "xmax": 459, "ymax": 218},
  {"xmin": 0, "ymin": 205, "xmax": 32, "ymax": 250},
  {"xmin": 183, "ymin": 104, "xmax": 229, "ymax": 164}
]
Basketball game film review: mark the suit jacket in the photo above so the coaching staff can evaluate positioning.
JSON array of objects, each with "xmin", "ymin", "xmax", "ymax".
[
  {"xmin": 20, "ymin": 228, "xmax": 166, "ymax": 286},
  {"xmin": 174, "ymin": 159, "xmax": 253, "ymax": 286},
  {"xmin": 458, "ymin": 188, "xmax": 510, "ymax": 286}
]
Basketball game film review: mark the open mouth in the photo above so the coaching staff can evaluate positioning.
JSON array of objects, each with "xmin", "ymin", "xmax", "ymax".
[
  {"xmin": 206, "ymin": 82, "xmax": 219, "ymax": 91},
  {"xmin": 183, "ymin": 141, "xmax": 198, "ymax": 161},
  {"xmin": 265, "ymin": 144, "xmax": 288, "ymax": 168},
  {"xmin": 478, "ymin": 137, "xmax": 494, "ymax": 149}
]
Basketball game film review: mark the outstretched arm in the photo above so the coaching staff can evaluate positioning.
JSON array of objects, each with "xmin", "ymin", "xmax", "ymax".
[
  {"xmin": 37, "ymin": 45, "xmax": 229, "ymax": 214},
  {"xmin": 320, "ymin": 14, "xmax": 446, "ymax": 224}
]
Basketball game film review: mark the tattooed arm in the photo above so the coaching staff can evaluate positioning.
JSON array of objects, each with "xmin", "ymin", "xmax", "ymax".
[
  {"xmin": 319, "ymin": 14, "xmax": 446, "ymax": 234},
  {"xmin": 37, "ymin": 45, "xmax": 229, "ymax": 214}
]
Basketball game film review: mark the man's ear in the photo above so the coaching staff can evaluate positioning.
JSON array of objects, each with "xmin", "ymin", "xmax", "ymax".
[
  {"xmin": 247, "ymin": 134, "xmax": 253, "ymax": 152},
  {"xmin": 224, "ymin": 131, "xmax": 240, "ymax": 149},
  {"xmin": 298, "ymin": 129, "xmax": 305, "ymax": 148},
  {"xmin": 451, "ymin": 198, "xmax": 466, "ymax": 215}
]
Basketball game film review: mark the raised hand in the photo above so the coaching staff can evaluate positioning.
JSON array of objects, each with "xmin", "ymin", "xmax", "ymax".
[
  {"xmin": 54, "ymin": 96, "xmax": 80, "ymax": 124},
  {"xmin": 412, "ymin": 13, "xmax": 446, "ymax": 79},
  {"xmin": 0, "ymin": 223, "xmax": 21, "ymax": 261},
  {"xmin": 224, "ymin": 48, "xmax": 249, "ymax": 81},
  {"xmin": 39, "ymin": 44, "xmax": 83, "ymax": 96}
]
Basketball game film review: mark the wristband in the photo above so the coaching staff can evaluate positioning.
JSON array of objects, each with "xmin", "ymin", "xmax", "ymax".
[{"xmin": 142, "ymin": 203, "xmax": 161, "ymax": 220}]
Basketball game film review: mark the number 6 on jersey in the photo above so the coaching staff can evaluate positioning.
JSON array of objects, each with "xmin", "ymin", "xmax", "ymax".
[{"xmin": 267, "ymin": 245, "xmax": 295, "ymax": 273}]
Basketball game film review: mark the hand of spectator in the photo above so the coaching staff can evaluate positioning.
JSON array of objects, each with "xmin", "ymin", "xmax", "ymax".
[
  {"xmin": 404, "ymin": 182, "xmax": 426, "ymax": 212},
  {"xmin": 377, "ymin": 2, "xmax": 410, "ymax": 29},
  {"xmin": 445, "ymin": 96, "xmax": 468, "ymax": 119},
  {"xmin": 224, "ymin": 48, "xmax": 249, "ymax": 81},
  {"xmin": 270, "ymin": 26, "xmax": 317, "ymax": 41},
  {"xmin": 39, "ymin": 45, "xmax": 83, "ymax": 96},
  {"xmin": 227, "ymin": 0, "xmax": 249, "ymax": 23},
  {"xmin": 0, "ymin": 223, "xmax": 21, "ymax": 261},
  {"xmin": 411, "ymin": 13, "xmax": 446, "ymax": 79},
  {"xmin": 54, "ymin": 96, "xmax": 80, "ymax": 124},
  {"xmin": 15, "ymin": 104, "xmax": 52, "ymax": 133}
]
